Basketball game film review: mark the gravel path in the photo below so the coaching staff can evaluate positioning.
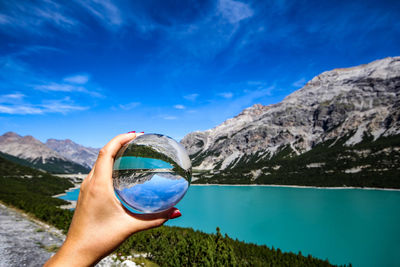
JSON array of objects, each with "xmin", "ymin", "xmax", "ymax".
[
  {"xmin": 0, "ymin": 203, "xmax": 64, "ymax": 267},
  {"xmin": 0, "ymin": 204, "xmax": 139, "ymax": 267}
]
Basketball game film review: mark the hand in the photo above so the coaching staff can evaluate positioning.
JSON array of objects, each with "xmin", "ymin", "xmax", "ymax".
[{"xmin": 45, "ymin": 132, "xmax": 182, "ymax": 266}]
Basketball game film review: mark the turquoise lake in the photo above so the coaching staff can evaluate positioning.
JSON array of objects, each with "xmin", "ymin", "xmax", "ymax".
[{"xmin": 59, "ymin": 185, "xmax": 400, "ymax": 266}]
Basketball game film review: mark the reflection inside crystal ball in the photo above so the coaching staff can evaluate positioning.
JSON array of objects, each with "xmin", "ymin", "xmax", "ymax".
[{"xmin": 113, "ymin": 134, "xmax": 192, "ymax": 213}]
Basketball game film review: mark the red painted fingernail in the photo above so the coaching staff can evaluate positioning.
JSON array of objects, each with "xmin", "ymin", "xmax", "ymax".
[
  {"xmin": 128, "ymin": 131, "xmax": 136, "ymax": 133},
  {"xmin": 169, "ymin": 209, "xmax": 181, "ymax": 219},
  {"xmin": 140, "ymin": 132, "xmax": 144, "ymax": 133}
]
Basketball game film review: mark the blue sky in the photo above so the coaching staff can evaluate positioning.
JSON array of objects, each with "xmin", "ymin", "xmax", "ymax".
[{"xmin": 0, "ymin": 0, "xmax": 399, "ymax": 147}]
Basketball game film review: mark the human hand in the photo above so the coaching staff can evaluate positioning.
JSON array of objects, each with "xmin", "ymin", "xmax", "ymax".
[{"xmin": 45, "ymin": 132, "xmax": 182, "ymax": 266}]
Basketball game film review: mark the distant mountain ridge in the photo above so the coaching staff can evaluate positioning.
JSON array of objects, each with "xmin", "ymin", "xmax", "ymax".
[
  {"xmin": 0, "ymin": 132, "xmax": 94, "ymax": 174},
  {"xmin": 46, "ymin": 139, "xmax": 99, "ymax": 169},
  {"xmin": 181, "ymin": 57, "xmax": 400, "ymax": 188},
  {"xmin": 0, "ymin": 132, "xmax": 61, "ymax": 161}
]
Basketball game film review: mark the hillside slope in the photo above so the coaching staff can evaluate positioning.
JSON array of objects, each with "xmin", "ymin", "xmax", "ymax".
[
  {"xmin": 0, "ymin": 132, "xmax": 90, "ymax": 174},
  {"xmin": 46, "ymin": 138, "xmax": 99, "ymax": 169},
  {"xmin": 181, "ymin": 57, "xmax": 400, "ymax": 187}
]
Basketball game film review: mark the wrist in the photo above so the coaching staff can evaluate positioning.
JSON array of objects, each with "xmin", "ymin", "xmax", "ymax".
[{"xmin": 45, "ymin": 239, "xmax": 100, "ymax": 267}]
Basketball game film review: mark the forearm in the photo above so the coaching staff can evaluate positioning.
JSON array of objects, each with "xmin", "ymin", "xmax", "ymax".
[
  {"xmin": 44, "ymin": 240, "xmax": 100, "ymax": 267},
  {"xmin": 44, "ymin": 133, "xmax": 181, "ymax": 266}
]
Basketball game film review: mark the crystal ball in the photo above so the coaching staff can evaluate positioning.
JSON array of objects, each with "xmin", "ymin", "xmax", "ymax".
[{"xmin": 113, "ymin": 134, "xmax": 192, "ymax": 213}]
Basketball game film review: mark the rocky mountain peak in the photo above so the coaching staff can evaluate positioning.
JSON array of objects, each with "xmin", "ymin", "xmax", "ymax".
[
  {"xmin": 181, "ymin": 56, "xmax": 400, "ymax": 171},
  {"xmin": 0, "ymin": 132, "xmax": 65, "ymax": 162},
  {"xmin": 2, "ymin": 132, "xmax": 20, "ymax": 139},
  {"xmin": 45, "ymin": 138, "xmax": 99, "ymax": 168},
  {"xmin": 0, "ymin": 132, "xmax": 93, "ymax": 174},
  {"xmin": 21, "ymin": 135, "xmax": 39, "ymax": 144},
  {"xmin": 284, "ymin": 57, "xmax": 400, "ymax": 106},
  {"xmin": 237, "ymin": 104, "xmax": 270, "ymax": 117}
]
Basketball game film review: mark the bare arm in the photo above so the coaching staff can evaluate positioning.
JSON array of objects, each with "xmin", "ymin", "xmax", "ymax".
[{"xmin": 44, "ymin": 132, "xmax": 181, "ymax": 266}]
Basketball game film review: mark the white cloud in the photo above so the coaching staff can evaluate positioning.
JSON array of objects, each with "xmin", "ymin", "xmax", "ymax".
[
  {"xmin": 163, "ymin": 116, "xmax": 178, "ymax": 120},
  {"xmin": 0, "ymin": 14, "xmax": 10, "ymax": 24},
  {"xmin": 0, "ymin": 0, "xmax": 79, "ymax": 35},
  {"xmin": 0, "ymin": 98, "xmax": 87, "ymax": 115},
  {"xmin": 64, "ymin": 74, "xmax": 90, "ymax": 84},
  {"xmin": 0, "ymin": 57, "xmax": 92, "ymax": 95},
  {"xmin": 292, "ymin": 78, "xmax": 307, "ymax": 88},
  {"xmin": 216, "ymin": 84, "xmax": 274, "ymax": 116},
  {"xmin": 33, "ymin": 73, "xmax": 102, "ymax": 97},
  {"xmin": 0, "ymin": 93, "xmax": 25, "ymax": 103},
  {"xmin": 247, "ymin": 81, "xmax": 265, "ymax": 86},
  {"xmin": 183, "ymin": 93, "xmax": 199, "ymax": 101},
  {"xmin": 173, "ymin": 104, "xmax": 185, "ymax": 109},
  {"xmin": 218, "ymin": 0, "xmax": 254, "ymax": 24},
  {"xmin": 35, "ymin": 3, "xmax": 77, "ymax": 27},
  {"xmin": 0, "ymin": 56, "xmax": 101, "ymax": 116},
  {"xmin": 0, "ymin": 105, "xmax": 43, "ymax": 115},
  {"xmin": 219, "ymin": 92, "xmax": 233, "ymax": 99},
  {"xmin": 119, "ymin": 102, "xmax": 141, "ymax": 110},
  {"xmin": 36, "ymin": 74, "xmax": 90, "ymax": 92},
  {"xmin": 76, "ymin": 0, "xmax": 123, "ymax": 28},
  {"xmin": 34, "ymin": 83, "xmax": 86, "ymax": 92},
  {"xmin": 40, "ymin": 99, "xmax": 87, "ymax": 114}
]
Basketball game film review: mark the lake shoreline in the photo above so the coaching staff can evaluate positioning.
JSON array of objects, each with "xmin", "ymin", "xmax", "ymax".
[
  {"xmin": 53, "ymin": 183, "xmax": 81, "ymax": 198},
  {"xmin": 191, "ymin": 183, "xmax": 400, "ymax": 191},
  {"xmin": 55, "ymin": 183, "xmax": 400, "ymax": 198}
]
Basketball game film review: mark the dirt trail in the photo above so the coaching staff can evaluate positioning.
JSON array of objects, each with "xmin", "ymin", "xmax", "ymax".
[
  {"xmin": 0, "ymin": 203, "xmax": 63, "ymax": 267},
  {"xmin": 0, "ymin": 203, "xmax": 138, "ymax": 267}
]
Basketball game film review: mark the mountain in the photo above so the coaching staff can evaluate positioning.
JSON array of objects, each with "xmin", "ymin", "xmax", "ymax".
[
  {"xmin": 0, "ymin": 132, "xmax": 90, "ymax": 174},
  {"xmin": 181, "ymin": 57, "xmax": 400, "ymax": 188},
  {"xmin": 45, "ymin": 139, "xmax": 99, "ymax": 169}
]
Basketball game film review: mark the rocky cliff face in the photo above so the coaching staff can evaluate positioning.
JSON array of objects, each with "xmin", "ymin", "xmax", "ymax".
[
  {"xmin": 46, "ymin": 139, "xmax": 99, "ymax": 169},
  {"xmin": 181, "ymin": 57, "xmax": 400, "ymax": 186},
  {"xmin": 0, "ymin": 132, "xmax": 62, "ymax": 162},
  {"xmin": 0, "ymin": 132, "xmax": 90, "ymax": 174}
]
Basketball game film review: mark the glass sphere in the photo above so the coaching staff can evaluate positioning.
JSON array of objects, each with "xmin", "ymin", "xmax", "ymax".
[{"xmin": 113, "ymin": 134, "xmax": 192, "ymax": 213}]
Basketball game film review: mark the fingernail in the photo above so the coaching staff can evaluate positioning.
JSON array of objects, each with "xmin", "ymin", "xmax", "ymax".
[
  {"xmin": 128, "ymin": 131, "xmax": 136, "ymax": 133},
  {"xmin": 169, "ymin": 209, "xmax": 181, "ymax": 219},
  {"xmin": 140, "ymin": 132, "xmax": 144, "ymax": 133}
]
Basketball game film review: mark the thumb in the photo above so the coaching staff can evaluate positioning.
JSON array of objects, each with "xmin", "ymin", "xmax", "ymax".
[{"xmin": 129, "ymin": 207, "xmax": 182, "ymax": 232}]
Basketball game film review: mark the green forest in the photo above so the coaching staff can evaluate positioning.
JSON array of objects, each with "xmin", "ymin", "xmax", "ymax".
[
  {"xmin": 0, "ymin": 151, "xmax": 90, "ymax": 174},
  {"xmin": 0, "ymin": 154, "xmax": 344, "ymax": 266}
]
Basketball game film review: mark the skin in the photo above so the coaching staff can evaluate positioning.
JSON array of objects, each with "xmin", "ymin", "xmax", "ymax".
[{"xmin": 45, "ymin": 133, "xmax": 181, "ymax": 266}]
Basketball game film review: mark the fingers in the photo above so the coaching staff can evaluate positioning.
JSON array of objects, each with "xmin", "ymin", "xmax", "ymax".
[
  {"xmin": 82, "ymin": 165, "xmax": 95, "ymax": 185},
  {"xmin": 98, "ymin": 132, "xmax": 137, "ymax": 162},
  {"xmin": 93, "ymin": 132, "xmax": 137, "ymax": 186},
  {"xmin": 135, "ymin": 207, "xmax": 181, "ymax": 220},
  {"xmin": 129, "ymin": 207, "xmax": 182, "ymax": 232},
  {"xmin": 79, "ymin": 166, "xmax": 95, "ymax": 196}
]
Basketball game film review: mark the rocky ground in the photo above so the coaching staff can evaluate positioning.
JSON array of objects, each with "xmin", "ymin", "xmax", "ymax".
[
  {"xmin": 0, "ymin": 203, "xmax": 140, "ymax": 267},
  {"xmin": 0, "ymin": 203, "xmax": 64, "ymax": 267}
]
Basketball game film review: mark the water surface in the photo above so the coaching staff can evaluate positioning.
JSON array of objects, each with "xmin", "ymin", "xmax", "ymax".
[{"xmin": 59, "ymin": 185, "xmax": 400, "ymax": 266}]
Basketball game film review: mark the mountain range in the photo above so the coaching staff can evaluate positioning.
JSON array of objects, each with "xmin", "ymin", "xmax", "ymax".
[
  {"xmin": 45, "ymin": 139, "xmax": 99, "ymax": 169},
  {"xmin": 0, "ymin": 132, "xmax": 98, "ymax": 174},
  {"xmin": 1, "ymin": 57, "xmax": 399, "ymax": 187},
  {"xmin": 181, "ymin": 57, "xmax": 400, "ymax": 188}
]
